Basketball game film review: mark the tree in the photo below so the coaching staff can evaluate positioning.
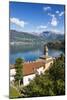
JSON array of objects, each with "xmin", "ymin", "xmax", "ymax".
[
  {"xmin": 48, "ymin": 55, "xmax": 65, "ymax": 81},
  {"xmin": 22, "ymin": 55, "xmax": 65, "ymax": 97},
  {"xmin": 56, "ymin": 79, "xmax": 65, "ymax": 95},
  {"xmin": 46, "ymin": 54, "xmax": 65, "ymax": 95},
  {"xmin": 14, "ymin": 58, "xmax": 23, "ymax": 87},
  {"xmin": 23, "ymin": 74, "xmax": 55, "ymax": 97}
]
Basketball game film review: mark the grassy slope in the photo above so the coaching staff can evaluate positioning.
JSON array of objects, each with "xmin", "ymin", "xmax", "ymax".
[{"xmin": 9, "ymin": 85, "xmax": 21, "ymax": 99}]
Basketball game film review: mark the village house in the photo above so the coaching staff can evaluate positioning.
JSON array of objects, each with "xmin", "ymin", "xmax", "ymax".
[{"xmin": 10, "ymin": 46, "xmax": 54, "ymax": 86}]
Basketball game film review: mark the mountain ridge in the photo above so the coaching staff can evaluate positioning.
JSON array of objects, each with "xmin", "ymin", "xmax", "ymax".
[{"xmin": 10, "ymin": 30, "xmax": 64, "ymax": 45}]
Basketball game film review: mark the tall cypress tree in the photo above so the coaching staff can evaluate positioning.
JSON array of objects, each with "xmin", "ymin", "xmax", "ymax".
[{"xmin": 14, "ymin": 58, "xmax": 23, "ymax": 87}]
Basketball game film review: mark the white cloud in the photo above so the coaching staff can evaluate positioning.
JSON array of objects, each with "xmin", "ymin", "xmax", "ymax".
[
  {"xmin": 43, "ymin": 6, "xmax": 51, "ymax": 11},
  {"xmin": 10, "ymin": 17, "xmax": 28, "ymax": 28},
  {"xmin": 48, "ymin": 13, "xmax": 55, "ymax": 17},
  {"xmin": 59, "ymin": 11, "xmax": 64, "ymax": 17},
  {"xmin": 51, "ymin": 28, "xmax": 64, "ymax": 34},
  {"xmin": 56, "ymin": 10, "xmax": 59, "ymax": 14},
  {"xmin": 51, "ymin": 16, "xmax": 58, "ymax": 26},
  {"xmin": 55, "ymin": 11, "xmax": 64, "ymax": 17},
  {"xmin": 37, "ymin": 25, "xmax": 47, "ymax": 29},
  {"xmin": 35, "ymin": 25, "xmax": 48, "ymax": 34},
  {"xmin": 48, "ymin": 13, "xmax": 58, "ymax": 27},
  {"xmin": 51, "ymin": 28, "xmax": 60, "ymax": 33}
]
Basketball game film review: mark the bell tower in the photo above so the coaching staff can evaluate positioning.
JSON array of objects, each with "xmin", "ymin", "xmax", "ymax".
[{"xmin": 45, "ymin": 45, "xmax": 48, "ymax": 57}]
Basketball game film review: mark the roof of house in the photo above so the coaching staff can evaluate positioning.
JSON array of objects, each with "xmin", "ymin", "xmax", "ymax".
[
  {"xmin": 23, "ymin": 61, "xmax": 45, "ymax": 76},
  {"xmin": 10, "ymin": 57, "xmax": 53, "ymax": 76},
  {"xmin": 39, "ymin": 55, "xmax": 52, "ymax": 59}
]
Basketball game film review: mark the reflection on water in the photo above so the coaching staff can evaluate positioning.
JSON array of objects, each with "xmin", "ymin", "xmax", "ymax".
[{"xmin": 10, "ymin": 45, "xmax": 63, "ymax": 64}]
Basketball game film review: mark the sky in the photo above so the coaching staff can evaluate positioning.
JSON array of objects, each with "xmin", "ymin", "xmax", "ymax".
[{"xmin": 10, "ymin": 2, "xmax": 65, "ymax": 34}]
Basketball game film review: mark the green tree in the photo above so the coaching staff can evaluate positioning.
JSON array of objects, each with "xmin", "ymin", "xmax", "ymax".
[
  {"xmin": 14, "ymin": 58, "xmax": 23, "ymax": 87},
  {"xmin": 23, "ymin": 74, "xmax": 55, "ymax": 97},
  {"xmin": 46, "ymin": 54, "xmax": 65, "ymax": 95},
  {"xmin": 22, "ymin": 55, "xmax": 65, "ymax": 97},
  {"xmin": 56, "ymin": 79, "xmax": 65, "ymax": 95}
]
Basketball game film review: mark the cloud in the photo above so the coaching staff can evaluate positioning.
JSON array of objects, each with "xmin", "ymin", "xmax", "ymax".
[
  {"xmin": 59, "ymin": 12, "xmax": 64, "ymax": 17},
  {"xmin": 56, "ymin": 11, "xmax": 64, "ymax": 17},
  {"xmin": 10, "ymin": 17, "xmax": 28, "ymax": 28},
  {"xmin": 56, "ymin": 10, "xmax": 59, "ymax": 14},
  {"xmin": 35, "ymin": 25, "xmax": 48, "ymax": 34},
  {"xmin": 48, "ymin": 13, "xmax": 55, "ymax": 17},
  {"xmin": 51, "ymin": 28, "xmax": 60, "ymax": 33},
  {"xmin": 51, "ymin": 16, "xmax": 58, "ymax": 26},
  {"xmin": 43, "ymin": 6, "xmax": 51, "ymax": 11},
  {"xmin": 48, "ymin": 13, "xmax": 58, "ymax": 27},
  {"xmin": 50, "ymin": 28, "xmax": 64, "ymax": 34},
  {"xmin": 37, "ymin": 25, "xmax": 47, "ymax": 29}
]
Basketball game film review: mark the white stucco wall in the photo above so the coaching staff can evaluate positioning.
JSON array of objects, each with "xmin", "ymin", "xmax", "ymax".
[
  {"xmin": 10, "ymin": 69, "xmax": 16, "ymax": 82},
  {"xmin": 23, "ymin": 74, "xmax": 35, "ymax": 86},
  {"xmin": 10, "ymin": 69, "xmax": 16, "ymax": 76},
  {"xmin": 36, "ymin": 66, "xmax": 44, "ymax": 75},
  {"xmin": 44, "ymin": 60, "xmax": 53, "ymax": 71},
  {"xmin": 10, "ymin": 59, "xmax": 53, "ymax": 85},
  {"xmin": 10, "ymin": 76, "xmax": 14, "ymax": 82},
  {"xmin": 23, "ymin": 66, "xmax": 44, "ymax": 86}
]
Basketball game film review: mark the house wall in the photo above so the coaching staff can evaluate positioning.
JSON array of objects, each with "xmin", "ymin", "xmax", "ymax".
[
  {"xmin": 44, "ymin": 60, "xmax": 53, "ymax": 71},
  {"xmin": 36, "ymin": 66, "xmax": 44, "ymax": 75},
  {"xmin": 10, "ymin": 69, "xmax": 16, "ymax": 82},
  {"xmin": 23, "ymin": 66, "xmax": 44, "ymax": 86},
  {"xmin": 10, "ymin": 76, "xmax": 14, "ymax": 82},
  {"xmin": 10, "ymin": 59, "xmax": 53, "ymax": 86},
  {"xmin": 23, "ymin": 74, "xmax": 35, "ymax": 86},
  {"xmin": 10, "ymin": 69, "xmax": 16, "ymax": 76}
]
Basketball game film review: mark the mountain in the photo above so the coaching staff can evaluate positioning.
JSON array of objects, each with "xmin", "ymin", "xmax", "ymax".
[
  {"xmin": 10, "ymin": 30, "xmax": 64, "ymax": 46},
  {"xmin": 45, "ymin": 40, "xmax": 65, "ymax": 50},
  {"xmin": 40, "ymin": 31, "xmax": 64, "ymax": 41},
  {"xmin": 10, "ymin": 30, "xmax": 45, "ymax": 45}
]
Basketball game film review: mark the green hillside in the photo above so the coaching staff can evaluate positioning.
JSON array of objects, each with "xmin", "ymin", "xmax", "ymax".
[
  {"xmin": 45, "ymin": 40, "xmax": 65, "ymax": 50},
  {"xmin": 10, "ymin": 30, "xmax": 64, "ymax": 46},
  {"xmin": 10, "ymin": 30, "xmax": 46, "ymax": 45}
]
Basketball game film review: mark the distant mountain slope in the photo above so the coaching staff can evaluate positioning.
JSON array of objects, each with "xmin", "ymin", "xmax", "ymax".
[
  {"xmin": 10, "ymin": 30, "xmax": 44, "ymax": 41},
  {"xmin": 40, "ymin": 31, "xmax": 64, "ymax": 41},
  {"xmin": 10, "ymin": 30, "xmax": 64, "ymax": 45}
]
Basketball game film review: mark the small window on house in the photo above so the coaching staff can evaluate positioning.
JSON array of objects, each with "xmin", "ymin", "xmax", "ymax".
[{"xmin": 28, "ymin": 78, "xmax": 31, "ymax": 82}]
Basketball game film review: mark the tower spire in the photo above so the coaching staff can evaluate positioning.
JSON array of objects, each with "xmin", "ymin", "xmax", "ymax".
[{"xmin": 45, "ymin": 45, "xmax": 48, "ymax": 57}]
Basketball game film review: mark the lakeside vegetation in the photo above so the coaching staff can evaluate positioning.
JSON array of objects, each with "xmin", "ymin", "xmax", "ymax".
[{"xmin": 45, "ymin": 40, "xmax": 65, "ymax": 50}]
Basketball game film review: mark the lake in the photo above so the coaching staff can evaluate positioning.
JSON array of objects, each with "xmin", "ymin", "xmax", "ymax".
[{"xmin": 10, "ymin": 45, "xmax": 64, "ymax": 64}]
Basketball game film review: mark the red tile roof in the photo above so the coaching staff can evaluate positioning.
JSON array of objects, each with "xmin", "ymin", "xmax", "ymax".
[
  {"xmin": 23, "ymin": 61, "xmax": 45, "ymax": 76},
  {"xmin": 10, "ymin": 61, "xmax": 45, "ymax": 76}
]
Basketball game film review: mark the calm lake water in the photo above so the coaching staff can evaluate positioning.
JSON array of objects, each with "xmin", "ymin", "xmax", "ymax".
[{"xmin": 10, "ymin": 45, "xmax": 63, "ymax": 64}]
